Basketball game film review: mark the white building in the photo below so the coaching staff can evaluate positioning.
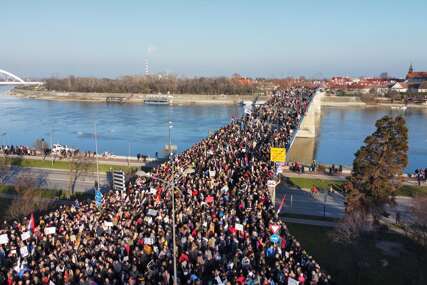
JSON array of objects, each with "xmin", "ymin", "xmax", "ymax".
[{"xmin": 390, "ymin": 82, "xmax": 408, "ymax": 93}]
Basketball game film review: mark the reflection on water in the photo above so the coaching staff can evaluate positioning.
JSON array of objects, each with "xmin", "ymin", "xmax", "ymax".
[
  {"xmin": 0, "ymin": 87, "xmax": 242, "ymax": 157},
  {"xmin": 315, "ymin": 106, "xmax": 427, "ymax": 172}
]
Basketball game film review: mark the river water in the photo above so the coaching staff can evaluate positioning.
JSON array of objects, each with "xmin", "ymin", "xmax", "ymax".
[
  {"xmin": 316, "ymin": 106, "xmax": 427, "ymax": 172},
  {"xmin": 1, "ymin": 87, "xmax": 426, "ymax": 171},
  {"xmin": 0, "ymin": 87, "xmax": 242, "ymax": 157}
]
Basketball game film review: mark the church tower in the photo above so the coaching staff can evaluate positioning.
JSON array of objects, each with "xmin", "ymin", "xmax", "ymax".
[{"xmin": 409, "ymin": 63, "xmax": 414, "ymax": 73}]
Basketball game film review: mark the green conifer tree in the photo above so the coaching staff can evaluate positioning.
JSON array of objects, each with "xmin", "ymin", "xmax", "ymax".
[{"xmin": 346, "ymin": 115, "xmax": 408, "ymax": 221}]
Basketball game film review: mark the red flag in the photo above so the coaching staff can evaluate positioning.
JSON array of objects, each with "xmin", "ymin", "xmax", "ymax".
[
  {"xmin": 28, "ymin": 213, "xmax": 36, "ymax": 232},
  {"xmin": 276, "ymin": 195, "xmax": 286, "ymax": 215}
]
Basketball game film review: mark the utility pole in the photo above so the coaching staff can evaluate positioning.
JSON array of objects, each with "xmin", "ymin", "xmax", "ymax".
[
  {"xmin": 323, "ymin": 190, "xmax": 328, "ymax": 217},
  {"xmin": 50, "ymin": 129, "xmax": 54, "ymax": 167},
  {"xmin": 169, "ymin": 120, "xmax": 177, "ymax": 285},
  {"xmin": 128, "ymin": 142, "xmax": 131, "ymax": 167},
  {"xmin": 94, "ymin": 123, "xmax": 100, "ymax": 192}
]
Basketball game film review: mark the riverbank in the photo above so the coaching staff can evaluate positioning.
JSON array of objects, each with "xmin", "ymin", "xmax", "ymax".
[
  {"xmin": 321, "ymin": 95, "xmax": 427, "ymax": 109},
  {"xmin": 321, "ymin": 95, "xmax": 427, "ymax": 108},
  {"xmin": 9, "ymin": 89, "xmax": 268, "ymax": 105}
]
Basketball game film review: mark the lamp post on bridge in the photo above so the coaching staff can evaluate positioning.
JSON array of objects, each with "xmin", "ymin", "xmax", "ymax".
[{"xmin": 141, "ymin": 120, "xmax": 178, "ymax": 285}]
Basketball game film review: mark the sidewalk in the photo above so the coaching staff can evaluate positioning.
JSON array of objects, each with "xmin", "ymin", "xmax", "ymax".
[
  {"xmin": 283, "ymin": 170, "xmax": 425, "ymax": 187},
  {"xmin": 2, "ymin": 153, "xmax": 149, "ymax": 167},
  {"xmin": 283, "ymin": 217, "xmax": 337, "ymax": 227}
]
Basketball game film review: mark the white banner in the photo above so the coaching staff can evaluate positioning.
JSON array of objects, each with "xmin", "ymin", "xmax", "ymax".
[
  {"xmin": 0, "ymin": 234, "xmax": 9, "ymax": 245},
  {"xmin": 144, "ymin": 237, "xmax": 154, "ymax": 245},
  {"xmin": 44, "ymin": 227, "xmax": 56, "ymax": 235},
  {"xmin": 235, "ymin": 223, "xmax": 244, "ymax": 232},
  {"xmin": 20, "ymin": 246, "xmax": 29, "ymax": 258},
  {"xmin": 21, "ymin": 231, "xmax": 31, "ymax": 241},
  {"xmin": 147, "ymin": 209, "xmax": 158, "ymax": 216}
]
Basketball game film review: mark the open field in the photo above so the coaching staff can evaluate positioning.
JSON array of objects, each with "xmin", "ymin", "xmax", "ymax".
[
  {"xmin": 287, "ymin": 223, "xmax": 427, "ymax": 285},
  {"xmin": 285, "ymin": 176, "xmax": 345, "ymax": 191}
]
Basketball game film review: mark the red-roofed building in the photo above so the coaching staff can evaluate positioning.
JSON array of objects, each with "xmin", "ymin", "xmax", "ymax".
[{"xmin": 406, "ymin": 64, "xmax": 427, "ymax": 92}]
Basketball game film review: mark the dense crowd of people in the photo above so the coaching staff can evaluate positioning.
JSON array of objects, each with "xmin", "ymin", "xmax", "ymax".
[
  {"xmin": 0, "ymin": 88, "xmax": 333, "ymax": 284},
  {"xmin": 413, "ymin": 168, "xmax": 427, "ymax": 186},
  {"xmin": 0, "ymin": 145, "xmax": 36, "ymax": 156}
]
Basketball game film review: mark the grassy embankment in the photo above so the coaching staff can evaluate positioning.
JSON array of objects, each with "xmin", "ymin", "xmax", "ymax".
[
  {"xmin": 287, "ymin": 223, "xmax": 427, "ymax": 285},
  {"xmin": 286, "ymin": 177, "xmax": 427, "ymax": 197},
  {"xmin": 1, "ymin": 157, "xmax": 135, "ymax": 173},
  {"xmin": 0, "ymin": 184, "xmax": 92, "ymax": 219}
]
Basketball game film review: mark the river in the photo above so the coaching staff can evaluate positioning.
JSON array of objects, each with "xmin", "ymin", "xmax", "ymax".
[
  {"xmin": 315, "ymin": 106, "xmax": 427, "ymax": 172},
  {"xmin": 1, "ymin": 88, "xmax": 426, "ymax": 171},
  {"xmin": 0, "ymin": 87, "xmax": 242, "ymax": 157}
]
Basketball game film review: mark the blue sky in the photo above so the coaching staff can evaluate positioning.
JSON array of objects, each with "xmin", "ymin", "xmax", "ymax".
[{"xmin": 2, "ymin": 0, "xmax": 427, "ymax": 78}]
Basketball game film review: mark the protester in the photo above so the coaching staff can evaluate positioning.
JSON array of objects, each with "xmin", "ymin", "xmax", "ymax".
[{"xmin": 0, "ymin": 87, "xmax": 331, "ymax": 284}]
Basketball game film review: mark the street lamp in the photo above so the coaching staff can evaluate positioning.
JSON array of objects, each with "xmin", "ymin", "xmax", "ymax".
[
  {"xmin": 138, "ymin": 170, "xmax": 178, "ymax": 285},
  {"xmin": 1, "ymin": 132, "xmax": 7, "ymax": 146}
]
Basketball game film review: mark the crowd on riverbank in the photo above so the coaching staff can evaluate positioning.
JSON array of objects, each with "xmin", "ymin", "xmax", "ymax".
[
  {"xmin": 0, "ymin": 88, "xmax": 333, "ymax": 284},
  {"xmin": 0, "ymin": 144, "xmax": 150, "ymax": 163},
  {"xmin": 0, "ymin": 145, "xmax": 37, "ymax": 156}
]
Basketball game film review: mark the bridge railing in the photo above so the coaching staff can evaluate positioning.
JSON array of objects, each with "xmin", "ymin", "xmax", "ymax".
[{"xmin": 286, "ymin": 89, "xmax": 320, "ymax": 152}]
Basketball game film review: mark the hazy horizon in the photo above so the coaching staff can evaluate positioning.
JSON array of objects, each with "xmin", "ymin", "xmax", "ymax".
[{"xmin": 2, "ymin": 0, "xmax": 427, "ymax": 79}]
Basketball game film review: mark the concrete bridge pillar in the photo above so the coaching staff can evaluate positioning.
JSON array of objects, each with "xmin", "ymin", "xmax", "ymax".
[{"xmin": 295, "ymin": 91, "xmax": 325, "ymax": 138}]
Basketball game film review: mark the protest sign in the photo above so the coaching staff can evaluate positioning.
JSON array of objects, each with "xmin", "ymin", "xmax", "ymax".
[
  {"xmin": 235, "ymin": 223, "xmax": 244, "ymax": 232},
  {"xmin": 147, "ymin": 209, "xmax": 158, "ymax": 216},
  {"xmin": 0, "ymin": 234, "xmax": 9, "ymax": 245},
  {"xmin": 20, "ymin": 246, "xmax": 29, "ymax": 258},
  {"xmin": 44, "ymin": 227, "xmax": 56, "ymax": 235},
  {"xmin": 21, "ymin": 231, "xmax": 31, "ymax": 241}
]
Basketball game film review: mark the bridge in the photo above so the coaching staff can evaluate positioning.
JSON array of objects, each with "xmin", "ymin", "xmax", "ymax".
[
  {"xmin": 0, "ymin": 69, "xmax": 43, "ymax": 85},
  {"xmin": 287, "ymin": 90, "xmax": 326, "ymax": 163}
]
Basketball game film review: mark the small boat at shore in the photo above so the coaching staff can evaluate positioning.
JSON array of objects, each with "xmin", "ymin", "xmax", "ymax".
[
  {"xmin": 144, "ymin": 95, "xmax": 171, "ymax": 105},
  {"xmin": 391, "ymin": 105, "xmax": 407, "ymax": 111}
]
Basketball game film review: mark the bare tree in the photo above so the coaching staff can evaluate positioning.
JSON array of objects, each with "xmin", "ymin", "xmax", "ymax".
[
  {"xmin": 68, "ymin": 156, "xmax": 91, "ymax": 196},
  {"xmin": 332, "ymin": 210, "xmax": 371, "ymax": 244},
  {"xmin": 0, "ymin": 155, "xmax": 10, "ymax": 183},
  {"xmin": 7, "ymin": 175, "xmax": 51, "ymax": 219},
  {"xmin": 33, "ymin": 138, "xmax": 49, "ymax": 158}
]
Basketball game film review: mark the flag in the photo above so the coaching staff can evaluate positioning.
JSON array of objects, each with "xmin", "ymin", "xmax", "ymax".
[
  {"xmin": 28, "ymin": 213, "xmax": 35, "ymax": 233},
  {"xmin": 95, "ymin": 190, "xmax": 103, "ymax": 207},
  {"xmin": 276, "ymin": 195, "xmax": 286, "ymax": 215}
]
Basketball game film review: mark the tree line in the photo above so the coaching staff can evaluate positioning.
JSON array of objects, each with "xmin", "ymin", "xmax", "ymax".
[{"xmin": 43, "ymin": 75, "xmax": 258, "ymax": 95}]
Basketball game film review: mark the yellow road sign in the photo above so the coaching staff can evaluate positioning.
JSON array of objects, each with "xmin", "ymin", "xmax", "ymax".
[{"xmin": 270, "ymin": 147, "xmax": 286, "ymax": 162}]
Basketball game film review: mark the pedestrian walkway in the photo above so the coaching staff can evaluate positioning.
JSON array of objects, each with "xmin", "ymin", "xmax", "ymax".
[{"xmin": 283, "ymin": 217, "xmax": 337, "ymax": 227}]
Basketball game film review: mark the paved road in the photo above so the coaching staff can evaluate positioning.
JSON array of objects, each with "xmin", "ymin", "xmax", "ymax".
[
  {"xmin": 283, "ymin": 217, "xmax": 337, "ymax": 227},
  {"xmin": 1, "ymin": 166, "xmax": 108, "ymax": 192},
  {"xmin": 276, "ymin": 180, "xmax": 414, "ymax": 223},
  {"xmin": 276, "ymin": 182, "xmax": 346, "ymax": 219}
]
